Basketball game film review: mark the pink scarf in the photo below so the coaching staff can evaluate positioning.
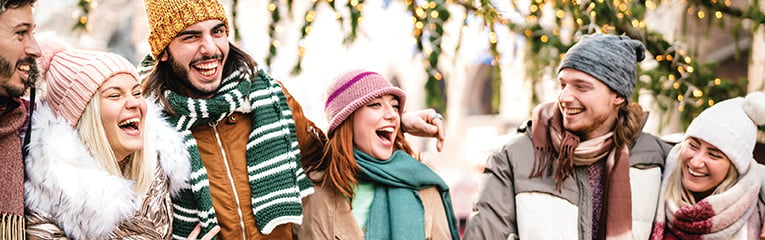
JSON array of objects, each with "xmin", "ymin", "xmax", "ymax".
[
  {"xmin": 651, "ymin": 148, "xmax": 762, "ymax": 239},
  {"xmin": 530, "ymin": 102, "xmax": 633, "ymax": 239},
  {"xmin": 0, "ymin": 98, "xmax": 26, "ymax": 240}
]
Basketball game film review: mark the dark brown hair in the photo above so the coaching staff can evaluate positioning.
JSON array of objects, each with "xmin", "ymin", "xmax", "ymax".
[
  {"xmin": 2, "ymin": 0, "xmax": 37, "ymax": 11},
  {"xmin": 613, "ymin": 102, "xmax": 644, "ymax": 149}
]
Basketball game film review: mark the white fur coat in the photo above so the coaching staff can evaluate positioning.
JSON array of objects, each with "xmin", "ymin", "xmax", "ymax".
[{"xmin": 24, "ymin": 100, "xmax": 191, "ymax": 239}]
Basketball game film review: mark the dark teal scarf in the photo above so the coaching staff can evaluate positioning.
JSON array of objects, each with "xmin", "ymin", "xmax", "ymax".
[{"xmin": 354, "ymin": 150, "xmax": 460, "ymax": 240}]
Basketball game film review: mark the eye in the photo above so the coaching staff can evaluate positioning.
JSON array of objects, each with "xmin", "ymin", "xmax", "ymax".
[
  {"xmin": 688, "ymin": 141, "xmax": 700, "ymax": 150},
  {"xmin": 14, "ymin": 30, "xmax": 28, "ymax": 40},
  {"xmin": 367, "ymin": 102, "xmax": 382, "ymax": 107},
  {"xmin": 182, "ymin": 34, "xmax": 199, "ymax": 41},
  {"xmin": 709, "ymin": 152, "xmax": 724, "ymax": 159}
]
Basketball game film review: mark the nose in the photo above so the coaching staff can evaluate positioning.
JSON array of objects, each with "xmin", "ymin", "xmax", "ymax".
[
  {"xmin": 558, "ymin": 86, "xmax": 573, "ymax": 103},
  {"xmin": 25, "ymin": 35, "xmax": 41, "ymax": 58},
  {"xmin": 125, "ymin": 95, "xmax": 143, "ymax": 109},
  {"xmin": 687, "ymin": 153, "xmax": 706, "ymax": 169},
  {"xmin": 199, "ymin": 34, "xmax": 216, "ymax": 56},
  {"xmin": 383, "ymin": 105, "xmax": 399, "ymax": 120}
]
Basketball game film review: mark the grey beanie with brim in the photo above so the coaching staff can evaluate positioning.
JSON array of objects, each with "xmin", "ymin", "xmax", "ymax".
[{"xmin": 557, "ymin": 34, "xmax": 646, "ymax": 101}]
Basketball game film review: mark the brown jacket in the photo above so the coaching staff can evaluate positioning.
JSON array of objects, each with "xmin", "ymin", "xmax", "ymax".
[
  {"xmin": 294, "ymin": 171, "xmax": 453, "ymax": 240},
  {"xmin": 188, "ymin": 85, "xmax": 321, "ymax": 240}
]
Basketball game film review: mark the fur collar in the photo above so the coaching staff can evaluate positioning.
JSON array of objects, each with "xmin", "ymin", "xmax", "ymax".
[{"xmin": 24, "ymin": 100, "xmax": 190, "ymax": 239}]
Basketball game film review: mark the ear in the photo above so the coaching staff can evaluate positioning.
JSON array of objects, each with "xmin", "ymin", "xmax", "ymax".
[
  {"xmin": 613, "ymin": 95, "xmax": 625, "ymax": 106},
  {"xmin": 159, "ymin": 51, "xmax": 169, "ymax": 61}
]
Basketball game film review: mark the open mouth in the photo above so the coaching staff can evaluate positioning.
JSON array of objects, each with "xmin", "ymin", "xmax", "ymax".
[
  {"xmin": 192, "ymin": 61, "xmax": 219, "ymax": 77},
  {"xmin": 563, "ymin": 108, "xmax": 584, "ymax": 115},
  {"xmin": 16, "ymin": 62, "xmax": 31, "ymax": 80},
  {"xmin": 375, "ymin": 126, "xmax": 395, "ymax": 144},
  {"xmin": 118, "ymin": 117, "xmax": 141, "ymax": 135},
  {"xmin": 688, "ymin": 168, "xmax": 708, "ymax": 177}
]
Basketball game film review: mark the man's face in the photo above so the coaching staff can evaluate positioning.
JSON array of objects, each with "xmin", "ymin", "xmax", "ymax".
[
  {"xmin": 556, "ymin": 68, "xmax": 624, "ymax": 140},
  {"xmin": 160, "ymin": 19, "xmax": 229, "ymax": 98},
  {"xmin": 0, "ymin": 4, "xmax": 40, "ymax": 98}
]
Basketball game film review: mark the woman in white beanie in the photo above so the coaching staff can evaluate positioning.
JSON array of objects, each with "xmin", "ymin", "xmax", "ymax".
[
  {"xmin": 651, "ymin": 91, "xmax": 765, "ymax": 239},
  {"xmin": 294, "ymin": 69, "xmax": 459, "ymax": 240},
  {"xmin": 23, "ymin": 35, "xmax": 217, "ymax": 239}
]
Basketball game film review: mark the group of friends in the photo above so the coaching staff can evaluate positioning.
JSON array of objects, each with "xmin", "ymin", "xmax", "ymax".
[{"xmin": 0, "ymin": 0, "xmax": 763, "ymax": 239}]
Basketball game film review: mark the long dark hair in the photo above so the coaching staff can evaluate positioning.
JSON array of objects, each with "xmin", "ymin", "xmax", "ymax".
[{"xmin": 142, "ymin": 42, "xmax": 256, "ymax": 114}]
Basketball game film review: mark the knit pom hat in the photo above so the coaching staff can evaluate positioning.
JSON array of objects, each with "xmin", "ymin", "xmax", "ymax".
[
  {"xmin": 558, "ymin": 33, "xmax": 646, "ymax": 101},
  {"xmin": 684, "ymin": 91, "xmax": 765, "ymax": 175},
  {"xmin": 38, "ymin": 35, "xmax": 139, "ymax": 126},
  {"xmin": 324, "ymin": 69, "xmax": 406, "ymax": 134},
  {"xmin": 144, "ymin": 0, "xmax": 228, "ymax": 59}
]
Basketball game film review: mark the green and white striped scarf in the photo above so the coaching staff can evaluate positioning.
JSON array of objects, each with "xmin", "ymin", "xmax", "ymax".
[{"xmin": 140, "ymin": 57, "xmax": 314, "ymax": 239}]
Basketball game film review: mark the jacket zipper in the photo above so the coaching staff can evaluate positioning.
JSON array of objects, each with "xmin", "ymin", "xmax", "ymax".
[{"xmin": 210, "ymin": 122, "xmax": 248, "ymax": 240}]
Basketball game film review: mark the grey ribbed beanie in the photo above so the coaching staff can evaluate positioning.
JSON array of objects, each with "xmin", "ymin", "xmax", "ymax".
[{"xmin": 557, "ymin": 34, "xmax": 646, "ymax": 100}]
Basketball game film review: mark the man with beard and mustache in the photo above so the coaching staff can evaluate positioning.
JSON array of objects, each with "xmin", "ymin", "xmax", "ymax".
[
  {"xmin": 139, "ymin": 0, "xmax": 445, "ymax": 239},
  {"xmin": 0, "ymin": 0, "xmax": 39, "ymax": 239}
]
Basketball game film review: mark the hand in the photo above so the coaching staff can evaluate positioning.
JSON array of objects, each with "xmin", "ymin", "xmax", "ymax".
[
  {"xmin": 401, "ymin": 109, "xmax": 445, "ymax": 152},
  {"xmin": 187, "ymin": 224, "xmax": 220, "ymax": 240}
]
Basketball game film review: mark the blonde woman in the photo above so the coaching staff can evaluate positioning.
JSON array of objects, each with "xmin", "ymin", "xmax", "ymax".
[
  {"xmin": 651, "ymin": 92, "xmax": 765, "ymax": 239},
  {"xmin": 23, "ymin": 36, "xmax": 217, "ymax": 239}
]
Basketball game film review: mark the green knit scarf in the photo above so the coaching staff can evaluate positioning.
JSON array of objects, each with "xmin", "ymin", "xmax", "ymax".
[
  {"xmin": 140, "ymin": 56, "xmax": 313, "ymax": 239},
  {"xmin": 355, "ymin": 150, "xmax": 460, "ymax": 240}
]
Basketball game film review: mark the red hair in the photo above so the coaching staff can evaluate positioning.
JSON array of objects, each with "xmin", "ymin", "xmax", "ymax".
[{"xmin": 305, "ymin": 112, "xmax": 417, "ymax": 199}]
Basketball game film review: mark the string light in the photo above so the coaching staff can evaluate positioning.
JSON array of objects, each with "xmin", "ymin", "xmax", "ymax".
[{"xmin": 692, "ymin": 89, "xmax": 703, "ymax": 97}]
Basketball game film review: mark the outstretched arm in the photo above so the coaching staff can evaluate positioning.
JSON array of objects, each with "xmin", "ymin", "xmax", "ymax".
[{"xmin": 401, "ymin": 109, "xmax": 445, "ymax": 152}]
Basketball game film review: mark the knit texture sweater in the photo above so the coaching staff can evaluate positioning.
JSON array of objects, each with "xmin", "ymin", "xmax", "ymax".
[
  {"xmin": 141, "ymin": 58, "xmax": 314, "ymax": 238},
  {"xmin": 0, "ymin": 98, "xmax": 26, "ymax": 240}
]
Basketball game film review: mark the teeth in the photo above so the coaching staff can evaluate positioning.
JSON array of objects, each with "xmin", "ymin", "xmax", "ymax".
[
  {"xmin": 118, "ymin": 118, "xmax": 140, "ymax": 127},
  {"xmin": 195, "ymin": 62, "xmax": 218, "ymax": 70},
  {"xmin": 688, "ymin": 169, "xmax": 706, "ymax": 177},
  {"xmin": 17, "ymin": 64, "xmax": 30, "ymax": 71},
  {"xmin": 564, "ymin": 108, "xmax": 583, "ymax": 115},
  {"xmin": 378, "ymin": 127, "xmax": 394, "ymax": 133}
]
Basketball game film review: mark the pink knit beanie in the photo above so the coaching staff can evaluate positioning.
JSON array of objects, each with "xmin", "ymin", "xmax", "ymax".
[
  {"xmin": 324, "ymin": 69, "xmax": 406, "ymax": 134},
  {"xmin": 38, "ymin": 36, "xmax": 139, "ymax": 126}
]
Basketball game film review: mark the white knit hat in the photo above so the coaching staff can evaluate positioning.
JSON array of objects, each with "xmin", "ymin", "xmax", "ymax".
[{"xmin": 684, "ymin": 91, "xmax": 765, "ymax": 174}]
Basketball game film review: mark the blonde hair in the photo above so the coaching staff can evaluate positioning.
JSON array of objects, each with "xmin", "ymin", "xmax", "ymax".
[
  {"xmin": 77, "ymin": 94, "xmax": 154, "ymax": 195},
  {"xmin": 664, "ymin": 140, "xmax": 739, "ymax": 206}
]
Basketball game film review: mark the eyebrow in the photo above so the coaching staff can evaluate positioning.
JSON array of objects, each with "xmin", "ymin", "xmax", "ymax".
[
  {"xmin": 176, "ymin": 23, "xmax": 227, "ymax": 38},
  {"xmin": 100, "ymin": 83, "xmax": 141, "ymax": 93},
  {"xmin": 10, "ymin": 23, "xmax": 34, "ymax": 31}
]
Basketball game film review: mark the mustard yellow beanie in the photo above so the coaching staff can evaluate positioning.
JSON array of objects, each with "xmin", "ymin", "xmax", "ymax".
[{"xmin": 144, "ymin": 0, "xmax": 229, "ymax": 59}]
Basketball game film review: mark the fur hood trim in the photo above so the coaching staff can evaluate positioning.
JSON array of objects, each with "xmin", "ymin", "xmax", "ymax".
[{"xmin": 24, "ymin": 100, "xmax": 190, "ymax": 239}]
